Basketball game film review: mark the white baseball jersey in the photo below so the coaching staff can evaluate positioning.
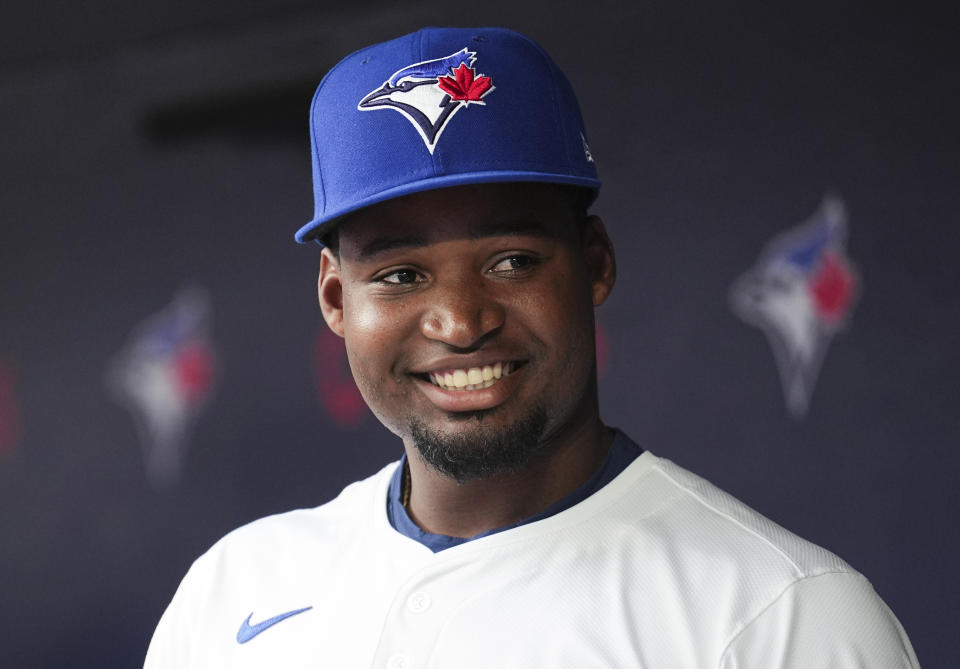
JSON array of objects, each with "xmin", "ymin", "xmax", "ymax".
[{"xmin": 144, "ymin": 449, "xmax": 919, "ymax": 668}]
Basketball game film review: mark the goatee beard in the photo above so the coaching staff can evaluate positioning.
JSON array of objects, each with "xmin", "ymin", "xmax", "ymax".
[{"xmin": 409, "ymin": 405, "xmax": 548, "ymax": 484}]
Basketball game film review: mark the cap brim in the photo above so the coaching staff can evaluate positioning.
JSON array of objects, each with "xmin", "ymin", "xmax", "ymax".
[{"xmin": 294, "ymin": 170, "xmax": 601, "ymax": 245}]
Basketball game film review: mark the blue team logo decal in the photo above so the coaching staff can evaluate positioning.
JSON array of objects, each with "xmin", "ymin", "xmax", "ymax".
[
  {"xmin": 358, "ymin": 48, "xmax": 494, "ymax": 154},
  {"xmin": 730, "ymin": 196, "xmax": 859, "ymax": 417},
  {"xmin": 107, "ymin": 288, "xmax": 217, "ymax": 487}
]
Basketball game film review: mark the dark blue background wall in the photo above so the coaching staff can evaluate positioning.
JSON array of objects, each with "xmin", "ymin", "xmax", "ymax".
[{"xmin": 1, "ymin": 1, "xmax": 956, "ymax": 666}]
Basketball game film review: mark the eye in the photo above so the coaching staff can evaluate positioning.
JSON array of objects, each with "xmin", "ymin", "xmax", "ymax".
[
  {"xmin": 489, "ymin": 254, "xmax": 540, "ymax": 274},
  {"xmin": 377, "ymin": 268, "xmax": 423, "ymax": 285}
]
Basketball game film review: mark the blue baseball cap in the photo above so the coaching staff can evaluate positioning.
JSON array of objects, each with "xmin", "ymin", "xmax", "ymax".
[{"xmin": 295, "ymin": 26, "xmax": 600, "ymax": 244}]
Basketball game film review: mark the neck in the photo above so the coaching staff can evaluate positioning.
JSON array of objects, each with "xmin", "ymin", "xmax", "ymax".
[{"xmin": 402, "ymin": 416, "xmax": 614, "ymax": 538}]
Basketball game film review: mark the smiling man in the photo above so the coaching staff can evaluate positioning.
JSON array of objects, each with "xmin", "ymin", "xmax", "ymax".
[
  {"xmin": 318, "ymin": 182, "xmax": 616, "ymax": 541},
  {"xmin": 145, "ymin": 27, "xmax": 919, "ymax": 668}
]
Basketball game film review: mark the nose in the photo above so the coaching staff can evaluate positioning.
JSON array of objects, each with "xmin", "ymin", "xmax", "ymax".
[{"xmin": 420, "ymin": 275, "xmax": 505, "ymax": 350}]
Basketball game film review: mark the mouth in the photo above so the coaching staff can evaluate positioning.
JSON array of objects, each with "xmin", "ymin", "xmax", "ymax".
[{"xmin": 418, "ymin": 361, "xmax": 523, "ymax": 391}]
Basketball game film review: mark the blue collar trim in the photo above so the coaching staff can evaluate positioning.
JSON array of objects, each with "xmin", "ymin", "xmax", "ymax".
[{"xmin": 386, "ymin": 429, "xmax": 642, "ymax": 552}]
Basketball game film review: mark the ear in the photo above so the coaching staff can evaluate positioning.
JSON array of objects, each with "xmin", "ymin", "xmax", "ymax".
[
  {"xmin": 318, "ymin": 248, "xmax": 345, "ymax": 337},
  {"xmin": 582, "ymin": 216, "xmax": 617, "ymax": 306}
]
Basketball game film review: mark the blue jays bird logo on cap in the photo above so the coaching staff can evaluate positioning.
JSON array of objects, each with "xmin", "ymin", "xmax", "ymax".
[
  {"xmin": 358, "ymin": 48, "xmax": 494, "ymax": 154},
  {"xmin": 730, "ymin": 196, "xmax": 859, "ymax": 417}
]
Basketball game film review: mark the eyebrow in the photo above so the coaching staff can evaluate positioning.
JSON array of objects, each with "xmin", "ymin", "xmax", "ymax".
[
  {"xmin": 358, "ymin": 234, "xmax": 428, "ymax": 259},
  {"xmin": 468, "ymin": 219, "xmax": 553, "ymax": 239},
  {"xmin": 357, "ymin": 219, "xmax": 553, "ymax": 260}
]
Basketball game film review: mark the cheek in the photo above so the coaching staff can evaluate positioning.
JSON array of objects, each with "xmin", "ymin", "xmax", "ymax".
[
  {"xmin": 340, "ymin": 291, "xmax": 420, "ymax": 427},
  {"xmin": 344, "ymin": 292, "xmax": 391, "ymax": 338},
  {"xmin": 525, "ymin": 266, "xmax": 595, "ymax": 337},
  {"xmin": 341, "ymin": 298, "xmax": 394, "ymax": 378},
  {"xmin": 533, "ymin": 275, "xmax": 597, "ymax": 376}
]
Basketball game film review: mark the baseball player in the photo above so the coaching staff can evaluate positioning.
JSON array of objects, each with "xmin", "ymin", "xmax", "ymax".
[{"xmin": 144, "ymin": 27, "xmax": 919, "ymax": 668}]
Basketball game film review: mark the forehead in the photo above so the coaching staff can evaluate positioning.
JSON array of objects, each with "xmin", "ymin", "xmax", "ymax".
[{"xmin": 335, "ymin": 183, "xmax": 579, "ymax": 260}]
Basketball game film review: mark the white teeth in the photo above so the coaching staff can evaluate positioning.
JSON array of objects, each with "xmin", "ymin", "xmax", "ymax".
[{"xmin": 428, "ymin": 362, "xmax": 517, "ymax": 390}]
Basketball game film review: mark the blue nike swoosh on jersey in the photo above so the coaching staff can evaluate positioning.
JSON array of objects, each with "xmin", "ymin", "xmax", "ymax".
[{"xmin": 236, "ymin": 606, "xmax": 313, "ymax": 644}]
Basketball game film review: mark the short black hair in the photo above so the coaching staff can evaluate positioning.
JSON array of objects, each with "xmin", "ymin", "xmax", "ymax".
[
  {"xmin": 320, "ymin": 184, "xmax": 594, "ymax": 257},
  {"xmin": 320, "ymin": 227, "xmax": 341, "ymax": 256},
  {"xmin": 564, "ymin": 184, "xmax": 594, "ymax": 220}
]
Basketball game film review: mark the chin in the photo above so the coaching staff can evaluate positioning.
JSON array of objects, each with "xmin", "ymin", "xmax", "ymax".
[{"xmin": 407, "ymin": 404, "xmax": 548, "ymax": 483}]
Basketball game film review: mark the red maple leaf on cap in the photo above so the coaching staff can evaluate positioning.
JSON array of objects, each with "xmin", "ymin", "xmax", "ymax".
[{"xmin": 437, "ymin": 63, "xmax": 492, "ymax": 101}]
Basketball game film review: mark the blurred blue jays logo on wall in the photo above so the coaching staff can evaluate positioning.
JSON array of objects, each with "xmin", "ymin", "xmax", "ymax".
[
  {"xmin": 730, "ymin": 196, "xmax": 859, "ymax": 418},
  {"xmin": 0, "ymin": 359, "xmax": 22, "ymax": 459},
  {"xmin": 107, "ymin": 289, "xmax": 217, "ymax": 488},
  {"xmin": 359, "ymin": 48, "xmax": 494, "ymax": 153}
]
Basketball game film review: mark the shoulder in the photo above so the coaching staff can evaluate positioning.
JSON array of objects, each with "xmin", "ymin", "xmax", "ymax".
[
  {"xmin": 718, "ymin": 568, "xmax": 920, "ymax": 667},
  {"xmin": 151, "ymin": 462, "xmax": 397, "ymax": 625},
  {"xmin": 144, "ymin": 462, "xmax": 401, "ymax": 667},
  {"xmin": 195, "ymin": 460, "xmax": 399, "ymax": 574},
  {"xmin": 642, "ymin": 455, "xmax": 849, "ymax": 578},
  {"xmin": 619, "ymin": 453, "xmax": 919, "ymax": 667}
]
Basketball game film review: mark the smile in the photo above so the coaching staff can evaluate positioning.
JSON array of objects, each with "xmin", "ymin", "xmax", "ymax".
[{"xmin": 426, "ymin": 362, "xmax": 518, "ymax": 391}]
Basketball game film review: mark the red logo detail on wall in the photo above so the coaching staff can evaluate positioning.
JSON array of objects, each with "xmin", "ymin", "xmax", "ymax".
[
  {"xmin": 173, "ymin": 342, "xmax": 216, "ymax": 405},
  {"xmin": 810, "ymin": 251, "xmax": 856, "ymax": 325},
  {"xmin": 313, "ymin": 328, "xmax": 368, "ymax": 428},
  {"xmin": 0, "ymin": 360, "xmax": 22, "ymax": 457}
]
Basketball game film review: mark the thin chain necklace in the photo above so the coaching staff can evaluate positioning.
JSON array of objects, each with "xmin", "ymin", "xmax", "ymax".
[{"xmin": 401, "ymin": 459, "xmax": 412, "ymax": 510}]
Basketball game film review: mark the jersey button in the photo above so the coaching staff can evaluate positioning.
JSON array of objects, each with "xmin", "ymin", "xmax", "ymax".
[
  {"xmin": 407, "ymin": 591, "xmax": 431, "ymax": 613},
  {"xmin": 386, "ymin": 652, "xmax": 411, "ymax": 669}
]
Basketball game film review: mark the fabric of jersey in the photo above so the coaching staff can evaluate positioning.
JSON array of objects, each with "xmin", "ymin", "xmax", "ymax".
[
  {"xmin": 144, "ymin": 433, "xmax": 920, "ymax": 669},
  {"xmin": 386, "ymin": 431, "xmax": 642, "ymax": 552}
]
